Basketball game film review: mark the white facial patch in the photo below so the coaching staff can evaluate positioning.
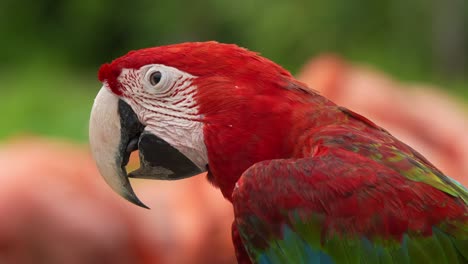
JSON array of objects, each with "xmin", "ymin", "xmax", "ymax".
[{"xmin": 118, "ymin": 64, "xmax": 208, "ymax": 170}]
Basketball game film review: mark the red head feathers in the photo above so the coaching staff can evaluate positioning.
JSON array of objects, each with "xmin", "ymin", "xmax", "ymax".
[
  {"xmin": 98, "ymin": 41, "xmax": 293, "ymax": 95},
  {"xmin": 95, "ymin": 41, "xmax": 320, "ymax": 197}
]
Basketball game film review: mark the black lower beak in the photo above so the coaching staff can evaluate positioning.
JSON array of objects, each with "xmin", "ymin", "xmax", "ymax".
[
  {"xmin": 119, "ymin": 99, "xmax": 202, "ymax": 181},
  {"xmin": 129, "ymin": 131, "xmax": 203, "ymax": 180}
]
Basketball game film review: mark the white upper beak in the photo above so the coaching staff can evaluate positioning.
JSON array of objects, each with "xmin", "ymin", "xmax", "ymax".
[{"xmin": 89, "ymin": 87, "xmax": 148, "ymax": 208}]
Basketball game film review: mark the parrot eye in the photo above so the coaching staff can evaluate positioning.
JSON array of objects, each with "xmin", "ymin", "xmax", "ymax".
[
  {"xmin": 143, "ymin": 67, "xmax": 170, "ymax": 93},
  {"xmin": 141, "ymin": 64, "xmax": 189, "ymax": 95},
  {"xmin": 149, "ymin": 71, "xmax": 162, "ymax": 86}
]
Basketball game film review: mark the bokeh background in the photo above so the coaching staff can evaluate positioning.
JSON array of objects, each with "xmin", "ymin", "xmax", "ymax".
[
  {"xmin": 1, "ymin": 0, "xmax": 467, "ymax": 140},
  {"xmin": 0, "ymin": 0, "xmax": 467, "ymax": 263}
]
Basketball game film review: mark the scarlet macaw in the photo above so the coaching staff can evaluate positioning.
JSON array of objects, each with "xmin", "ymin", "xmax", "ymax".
[{"xmin": 89, "ymin": 42, "xmax": 467, "ymax": 263}]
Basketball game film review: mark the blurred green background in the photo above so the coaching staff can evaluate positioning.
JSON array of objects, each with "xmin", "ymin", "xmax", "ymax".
[{"xmin": 1, "ymin": 0, "xmax": 467, "ymax": 142}]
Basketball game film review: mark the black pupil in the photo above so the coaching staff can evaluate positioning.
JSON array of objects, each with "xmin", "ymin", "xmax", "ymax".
[{"xmin": 150, "ymin": 71, "xmax": 162, "ymax": 85}]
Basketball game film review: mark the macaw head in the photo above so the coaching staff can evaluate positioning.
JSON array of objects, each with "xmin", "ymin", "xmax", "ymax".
[{"xmin": 90, "ymin": 41, "xmax": 318, "ymax": 207}]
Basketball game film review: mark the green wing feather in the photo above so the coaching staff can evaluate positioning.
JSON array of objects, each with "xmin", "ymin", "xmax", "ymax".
[{"xmin": 233, "ymin": 149, "xmax": 468, "ymax": 264}]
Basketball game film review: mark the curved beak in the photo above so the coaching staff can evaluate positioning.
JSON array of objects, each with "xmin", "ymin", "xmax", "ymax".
[{"xmin": 89, "ymin": 87, "xmax": 202, "ymax": 208}]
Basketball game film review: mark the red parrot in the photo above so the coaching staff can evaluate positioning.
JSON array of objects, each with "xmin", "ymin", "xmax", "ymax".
[{"xmin": 89, "ymin": 41, "xmax": 468, "ymax": 263}]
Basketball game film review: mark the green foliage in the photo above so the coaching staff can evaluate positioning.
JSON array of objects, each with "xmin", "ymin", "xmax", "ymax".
[
  {"xmin": 0, "ymin": 61, "xmax": 96, "ymax": 141},
  {"xmin": 0, "ymin": 0, "xmax": 466, "ymax": 141},
  {"xmin": 0, "ymin": 0, "xmax": 465, "ymax": 74}
]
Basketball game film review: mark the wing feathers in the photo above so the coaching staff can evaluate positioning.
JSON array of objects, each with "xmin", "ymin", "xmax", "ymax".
[{"xmin": 233, "ymin": 147, "xmax": 468, "ymax": 263}]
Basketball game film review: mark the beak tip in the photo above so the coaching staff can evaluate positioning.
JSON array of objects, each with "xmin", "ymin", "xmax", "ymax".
[{"xmin": 124, "ymin": 192, "xmax": 150, "ymax": 209}]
